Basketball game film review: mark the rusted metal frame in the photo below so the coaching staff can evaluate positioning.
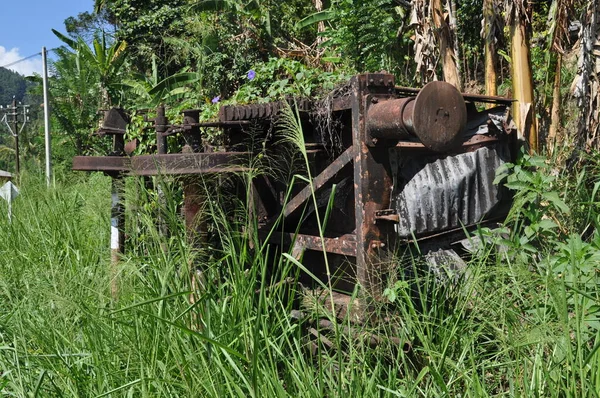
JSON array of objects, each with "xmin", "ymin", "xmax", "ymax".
[
  {"xmin": 183, "ymin": 177, "xmax": 208, "ymax": 246},
  {"xmin": 282, "ymin": 145, "xmax": 355, "ymax": 218},
  {"xmin": 73, "ymin": 152, "xmax": 251, "ymax": 175},
  {"xmin": 73, "ymin": 155, "xmax": 130, "ymax": 172},
  {"xmin": 395, "ymin": 86, "xmax": 514, "ymax": 105},
  {"xmin": 399, "ymin": 216, "xmax": 508, "ymax": 245},
  {"xmin": 130, "ymin": 152, "xmax": 250, "ymax": 176},
  {"xmin": 268, "ymin": 232, "xmax": 357, "ymax": 257},
  {"xmin": 187, "ymin": 121, "xmax": 251, "ymax": 128},
  {"xmin": 154, "ymin": 105, "xmax": 170, "ymax": 241},
  {"xmin": 395, "ymin": 133, "xmax": 504, "ymax": 150},
  {"xmin": 352, "ymin": 74, "xmax": 397, "ymax": 300},
  {"xmin": 180, "ymin": 110, "xmax": 208, "ymax": 262},
  {"xmin": 331, "ymin": 96, "xmax": 352, "ymax": 111},
  {"xmin": 182, "ymin": 110, "xmax": 202, "ymax": 152},
  {"xmin": 369, "ymin": 82, "xmax": 467, "ymax": 152},
  {"xmin": 219, "ymin": 99, "xmax": 313, "ymax": 122},
  {"xmin": 252, "ymin": 175, "xmax": 281, "ymax": 222},
  {"xmin": 156, "ymin": 105, "xmax": 168, "ymax": 155}
]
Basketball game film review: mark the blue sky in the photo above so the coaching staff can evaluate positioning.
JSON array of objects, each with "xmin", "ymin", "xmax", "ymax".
[{"xmin": 0, "ymin": 0, "xmax": 94, "ymax": 75}]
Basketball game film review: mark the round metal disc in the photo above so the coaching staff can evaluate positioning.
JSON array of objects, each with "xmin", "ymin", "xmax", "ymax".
[{"xmin": 412, "ymin": 81, "xmax": 467, "ymax": 152}]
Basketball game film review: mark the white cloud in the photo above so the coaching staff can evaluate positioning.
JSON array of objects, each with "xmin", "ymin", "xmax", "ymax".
[{"xmin": 0, "ymin": 46, "xmax": 43, "ymax": 76}]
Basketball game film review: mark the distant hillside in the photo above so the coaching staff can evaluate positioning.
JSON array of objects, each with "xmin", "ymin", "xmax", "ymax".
[{"xmin": 0, "ymin": 67, "xmax": 27, "ymax": 106}]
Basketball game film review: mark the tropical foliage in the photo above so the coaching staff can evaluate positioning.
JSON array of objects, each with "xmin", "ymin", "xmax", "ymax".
[{"xmin": 1, "ymin": 0, "xmax": 600, "ymax": 396}]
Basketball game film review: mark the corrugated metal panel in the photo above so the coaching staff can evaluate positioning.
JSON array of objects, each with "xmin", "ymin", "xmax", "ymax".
[{"xmin": 394, "ymin": 144, "xmax": 510, "ymax": 237}]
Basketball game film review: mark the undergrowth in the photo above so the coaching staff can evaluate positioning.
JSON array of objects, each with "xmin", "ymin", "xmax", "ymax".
[{"xmin": 0, "ymin": 147, "xmax": 599, "ymax": 396}]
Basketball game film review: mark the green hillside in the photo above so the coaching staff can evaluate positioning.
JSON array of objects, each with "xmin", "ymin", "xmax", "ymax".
[{"xmin": 0, "ymin": 67, "xmax": 27, "ymax": 106}]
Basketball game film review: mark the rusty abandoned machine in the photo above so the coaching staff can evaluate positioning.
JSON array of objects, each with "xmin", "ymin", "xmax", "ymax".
[{"xmin": 74, "ymin": 73, "xmax": 517, "ymax": 297}]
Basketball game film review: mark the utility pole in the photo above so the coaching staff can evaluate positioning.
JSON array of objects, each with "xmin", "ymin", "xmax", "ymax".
[
  {"xmin": 42, "ymin": 47, "xmax": 52, "ymax": 187},
  {"xmin": 1, "ymin": 100, "xmax": 29, "ymax": 175},
  {"xmin": 10, "ymin": 99, "xmax": 19, "ymax": 174}
]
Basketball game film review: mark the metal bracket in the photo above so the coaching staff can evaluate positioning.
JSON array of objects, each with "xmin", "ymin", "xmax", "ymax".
[{"xmin": 374, "ymin": 209, "xmax": 399, "ymax": 223}]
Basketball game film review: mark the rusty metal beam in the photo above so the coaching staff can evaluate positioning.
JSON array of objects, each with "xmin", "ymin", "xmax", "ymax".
[
  {"xmin": 73, "ymin": 156, "xmax": 129, "ymax": 172},
  {"xmin": 269, "ymin": 232, "xmax": 357, "ymax": 257},
  {"xmin": 283, "ymin": 145, "xmax": 354, "ymax": 218},
  {"xmin": 395, "ymin": 86, "xmax": 514, "ymax": 105},
  {"xmin": 352, "ymin": 74, "xmax": 397, "ymax": 300},
  {"xmin": 394, "ymin": 132, "xmax": 505, "ymax": 151},
  {"xmin": 73, "ymin": 152, "xmax": 251, "ymax": 175},
  {"xmin": 130, "ymin": 153, "xmax": 249, "ymax": 176}
]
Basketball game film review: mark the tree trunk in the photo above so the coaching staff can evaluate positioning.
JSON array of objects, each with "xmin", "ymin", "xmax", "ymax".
[
  {"xmin": 507, "ymin": 1, "xmax": 538, "ymax": 152},
  {"xmin": 575, "ymin": 1, "xmax": 600, "ymax": 150},
  {"xmin": 548, "ymin": 54, "xmax": 562, "ymax": 153},
  {"xmin": 431, "ymin": 0, "xmax": 462, "ymax": 89},
  {"xmin": 483, "ymin": 0, "xmax": 498, "ymax": 99},
  {"xmin": 313, "ymin": 0, "xmax": 326, "ymax": 45},
  {"xmin": 447, "ymin": 0, "xmax": 462, "ymax": 89},
  {"xmin": 411, "ymin": 0, "xmax": 438, "ymax": 84}
]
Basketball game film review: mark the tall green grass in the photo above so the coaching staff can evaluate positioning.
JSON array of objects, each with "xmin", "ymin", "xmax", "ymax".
[{"xmin": 0, "ymin": 148, "xmax": 599, "ymax": 396}]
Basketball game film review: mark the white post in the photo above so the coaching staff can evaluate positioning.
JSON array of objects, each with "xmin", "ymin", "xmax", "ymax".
[
  {"xmin": 42, "ymin": 47, "xmax": 52, "ymax": 187},
  {"xmin": 7, "ymin": 187, "xmax": 12, "ymax": 223}
]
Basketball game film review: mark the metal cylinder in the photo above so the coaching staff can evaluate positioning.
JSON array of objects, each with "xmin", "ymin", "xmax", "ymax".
[
  {"xmin": 366, "ymin": 81, "xmax": 467, "ymax": 152},
  {"xmin": 366, "ymin": 97, "xmax": 416, "ymax": 141}
]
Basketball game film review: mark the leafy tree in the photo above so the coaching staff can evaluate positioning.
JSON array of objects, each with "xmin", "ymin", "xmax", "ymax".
[
  {"xmin": 94, "ymin": 0, "xmax": 188, "ymax": 76},
  {"xmin": 506, "ymin": 0, "xmax": 538, "ymax": 152},
  {"xmin": 299, "ymin": 0, "xmax": 411, "ymax": 77},
  {"xmin": 48, "ymin": 46, "xmax": 103, "ymax": 155},
  {"xmin": 52, "ymin": 30, "xmax": 128, "ymax": 107},
  {"xmin": 0, "ymin": 67, "xmax": 27, "ymax": 106},
  {"xmin": 64, "ymin": 10, "xmax": 117, "ymax": 41},
  {"xmin": 116, "ymin": 55, "xmax": 199, "ymax": 109}
]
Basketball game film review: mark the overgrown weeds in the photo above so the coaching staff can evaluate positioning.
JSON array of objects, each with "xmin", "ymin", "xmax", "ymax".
[{"xmin": 1, "ymin": 145, "xmax": 600, "ymax": 396}]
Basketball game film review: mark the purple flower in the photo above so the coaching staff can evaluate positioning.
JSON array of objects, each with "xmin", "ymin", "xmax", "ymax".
[
  {"xmin": 247, "ymin": 70, "xmax": 256, "ymax": 81},
  {"xmin": 211, "ymin": 96, "xmax": 220, "ymax": 104}
]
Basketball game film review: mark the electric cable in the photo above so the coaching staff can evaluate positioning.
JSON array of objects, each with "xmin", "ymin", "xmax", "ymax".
[{"xmin": 0, "ymin": 47, "xmax": 60, "ymax": 70}]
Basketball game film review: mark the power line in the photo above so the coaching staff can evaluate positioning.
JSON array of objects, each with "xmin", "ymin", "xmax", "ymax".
[
  {"xmin": 0, "ymin": 48, "xmax": 60, "ymax": 70},
  {"xmin": 0, "ymin": 52, "xmax": 41, "ymax": 69}
]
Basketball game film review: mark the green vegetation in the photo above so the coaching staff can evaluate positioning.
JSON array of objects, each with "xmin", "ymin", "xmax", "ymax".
[
  {"xmin": 1, "ymin": 149, "xmax": 600, "ymax": 396},
  {"xmin": 0, "ymin": 68, "xmax": 27, "ymax": 106},
  {"xmin": 1, "ymin": 0, "xmax": 600, "ymax": 396}
]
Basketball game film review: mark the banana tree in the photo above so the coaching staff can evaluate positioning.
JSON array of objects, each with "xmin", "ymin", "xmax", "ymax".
[
  {"xmin": 116, "ymin": 55, "xmax": 199, "ymax": 109},
  {"xmin": 52, "ymin": 29, "xmax": 127, "ymax": 107},
  {"xmin": 546, "ymin": 0, "xmax": 574, "ymax": 152},
  {"xmin": 574, "ymin": 0, "xmax": 600, "ymax": 150},
  {"xmin": 505, "ymin": 0, "xmax": 538, "ymax": 152},
  {"xmin": 431, "ymin": 0, "xmax": 461, "ymax": 89},
  {"xmin": 482, "ymin": 0, "xmax": 502, "ymax": 98},
  {"xmin": 48, "ymin": 47, "xmax": 104, "ymax": 155}
]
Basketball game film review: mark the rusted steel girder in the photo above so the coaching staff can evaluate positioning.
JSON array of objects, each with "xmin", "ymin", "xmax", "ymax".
[
  {"xmin": 352, "ymin": 73, "xmax": 397, "ymax": 300},
  {"xmin": 268, "ymin": 232, "xmax": 357, "ymax": 257},
  {"xmin": 395, "ymin": 86, "xmax": 514, "ymax": 105},
  {"xmin": 283, "ymin": 145, "xmax": 354, "ymax": 218},
  {"xmin": 73, "ymin": 152, "xmax": 250, "ymax": 175},
  {"xmin": 182, "ymin": 110, "xmax": 202, "ymax": 152},
  {"xmin": 156, "ymin": 105, "xmax": 168, "ymax": 155}
]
